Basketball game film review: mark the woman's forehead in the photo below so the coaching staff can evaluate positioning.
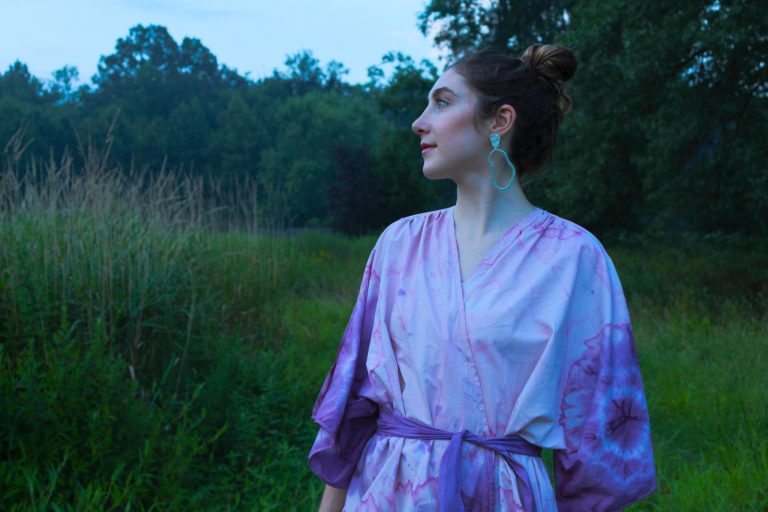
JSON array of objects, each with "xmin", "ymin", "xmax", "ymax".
[{"xmin": 428, "ymin": 68, "xmax": 469, "ymax": 99}]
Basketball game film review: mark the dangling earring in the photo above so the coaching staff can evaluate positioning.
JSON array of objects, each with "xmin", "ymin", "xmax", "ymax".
[{"xmin": 488, "ymin": 133, "xmax": 517, "ymax": 191}]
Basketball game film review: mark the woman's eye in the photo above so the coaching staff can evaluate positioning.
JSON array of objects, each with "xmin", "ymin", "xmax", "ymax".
[{"xmin": 435, "ymin": 98, "xmax": 448, "ymax": 108}]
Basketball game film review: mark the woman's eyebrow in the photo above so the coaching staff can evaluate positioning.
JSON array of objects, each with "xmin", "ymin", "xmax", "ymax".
[{"xmin": 428, "ymin": 87, "xmax": 457, "ymax": 101}]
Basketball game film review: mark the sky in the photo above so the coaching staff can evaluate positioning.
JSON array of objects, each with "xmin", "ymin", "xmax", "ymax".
[{"xmin": 0, "ymin": 0, "xmax": 449, "ymax": 87}]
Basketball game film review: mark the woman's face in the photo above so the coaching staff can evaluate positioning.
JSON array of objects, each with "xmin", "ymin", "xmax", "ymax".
[{"xmin": 411, "ymin": 67, "xmax": 489, "ymax": 182}]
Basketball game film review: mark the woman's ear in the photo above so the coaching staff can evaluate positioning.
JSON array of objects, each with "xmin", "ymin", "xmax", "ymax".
[{"xmin": 490, "ymin": 104, "xmax": 516, "ymax": 137}]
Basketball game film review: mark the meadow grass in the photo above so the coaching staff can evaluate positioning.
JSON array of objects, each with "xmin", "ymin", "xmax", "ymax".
[{"xmin": 1, "ymin": 140, "xmax": 766, "ymax": 510}]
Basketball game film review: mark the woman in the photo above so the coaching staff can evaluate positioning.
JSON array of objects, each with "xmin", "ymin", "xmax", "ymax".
[{"xmin": 308, "ymin": 44, "xmax": 657, "ymax": 511}]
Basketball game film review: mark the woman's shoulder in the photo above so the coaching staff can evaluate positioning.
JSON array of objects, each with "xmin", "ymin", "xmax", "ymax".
[
  {"xmin": 374, "ymin": 206, "xmax": 613, "ymax": 262},
  {"xmin": 376, "ymin": 207, "xmax": 450, "ymax": 247},
  {"xmin": 538, "ymin": 209, "xmax": 610, "ymax": 256},
  {"xmin": 538, "ymin": 211, "xmax": 625, "ymax": 288}
]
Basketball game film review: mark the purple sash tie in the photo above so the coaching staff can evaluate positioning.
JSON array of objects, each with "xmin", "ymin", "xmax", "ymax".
[{"xmin": 375, "ymin": 407, "xmax": 542, "ymax": 512}]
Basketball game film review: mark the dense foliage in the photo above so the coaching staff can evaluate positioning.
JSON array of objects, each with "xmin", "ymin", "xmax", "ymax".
[
  {"xmin": 420, "ymin": 0, "xmax": 767, "ymax": 235},
  {"xmin": 2, "ymin": 2, "xmax": 765, "ymax": 237}
]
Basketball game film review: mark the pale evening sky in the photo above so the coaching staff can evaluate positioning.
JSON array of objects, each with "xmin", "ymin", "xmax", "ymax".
[{"xmin": 0, "ymin": 0, "xmax": 449, "ymax": 87}]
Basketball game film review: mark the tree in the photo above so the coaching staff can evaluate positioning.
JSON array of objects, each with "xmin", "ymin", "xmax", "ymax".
[
  {"xmin": 0, "ymin": 61, "xmax": 76, "ymax": 164},
  {"xmin": 49, "ymin": 66, "xmax": 82, "ymax": 104},
  {"xmin": 0, "ymin": 61, "xmax": 46, "ymax": 103},
  {"xmin": 82, "ymin": 24, "xmax": 245, "ymax": 175},
  {"xmin": 274, "ymin": 50, "xmax": 326, "ymax": 96},
  {"xmin": 214, "ymin": 91, "xmax": 264, "ymax": 180},
  {"xmin": 417, "ymin": 0, "xmax": 574, "ymax": 58},
  {"xmin": 418, "ymin": 0, "xmax": 768, "ymax": 236},
  {"xmin": 547, "ymin": 0, "xmax": 768, "ymax": 235},
  {"xmin": 272, "ymin": 50, "xmax": 355, "ymax": 96},
  {"xmin": 257, "ymin": 89, "xmax": 385, "ymax": 229},
  {"xmin": 365, "ymin": 52, "xmax": 452, "ymax": 218}
]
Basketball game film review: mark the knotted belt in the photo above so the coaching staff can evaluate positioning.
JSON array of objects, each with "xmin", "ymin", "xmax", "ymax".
[{"xmin": 375, "ymin": 406, "xmax": 541, "ymax": 512}]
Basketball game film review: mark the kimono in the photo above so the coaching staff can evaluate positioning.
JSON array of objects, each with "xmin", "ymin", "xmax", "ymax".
[{"xmin": 308, "ymin": 206, "xmax": 657, "ymax": 511}]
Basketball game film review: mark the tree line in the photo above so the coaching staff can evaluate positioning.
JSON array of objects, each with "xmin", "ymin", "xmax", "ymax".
[{"xmin": 1, "ymin": 0, "xmax": 765, "ymax": 237}]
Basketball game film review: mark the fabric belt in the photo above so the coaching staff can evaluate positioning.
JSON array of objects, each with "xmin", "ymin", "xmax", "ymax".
[{"xmin": 375, "ymin": 406, "xmax": 541, "ymax": 512}]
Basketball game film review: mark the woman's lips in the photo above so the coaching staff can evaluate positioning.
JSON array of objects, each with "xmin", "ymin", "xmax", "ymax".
[{"xmin": 421, "ymin": 146, "xmax": 435, "ymax": 155}]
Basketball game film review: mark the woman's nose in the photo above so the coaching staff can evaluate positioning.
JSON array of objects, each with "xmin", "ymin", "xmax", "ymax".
[{"xmin": 412, "ymin": 113, "xmax": 428, "ymax": 136}]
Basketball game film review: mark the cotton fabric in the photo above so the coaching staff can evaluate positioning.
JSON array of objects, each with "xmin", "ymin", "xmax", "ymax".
[{"xmin": 308, "ymin": 206, "xmax": 657, "ymax": 511}]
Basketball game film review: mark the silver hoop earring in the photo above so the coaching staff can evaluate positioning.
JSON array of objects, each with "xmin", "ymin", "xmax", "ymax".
[{"xmin": 488, "ymin": 133, "xmax": 517, "ymax": 191}]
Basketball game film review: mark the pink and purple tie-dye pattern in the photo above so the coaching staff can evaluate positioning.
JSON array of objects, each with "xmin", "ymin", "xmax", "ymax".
[
  {"xmin": 375, "ymin": 405, "xmax": 542, "ymax": 512},
  {"xmin": 308, "ymin": 206, "xmax": 657, "ymax": 511}
]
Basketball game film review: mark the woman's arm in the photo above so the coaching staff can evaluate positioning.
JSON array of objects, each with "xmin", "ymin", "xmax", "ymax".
[{"xmin": 318, "ymin": 484, "xmax": 347, "ymax": 512}]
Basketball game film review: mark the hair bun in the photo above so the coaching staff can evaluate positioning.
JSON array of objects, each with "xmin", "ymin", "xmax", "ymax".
[
  {"xmin": 520, "ymin": 44, "xmax": 577, "ymax": 83},
  {"xmin": 520, "ymin": 44, "xmax": 577, "ymax": 115}
]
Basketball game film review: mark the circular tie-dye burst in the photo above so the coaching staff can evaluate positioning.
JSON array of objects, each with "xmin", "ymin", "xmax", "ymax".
[{"xmin": 559, "ymin": 322, "xmax": 655, "ymax": 490}]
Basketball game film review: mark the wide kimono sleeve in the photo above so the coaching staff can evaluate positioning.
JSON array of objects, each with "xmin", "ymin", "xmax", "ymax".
[
  {"xmin": 553, "ymin": 241, "xmax": 658, "ymax": 511},
  {"xmin": 307, "ymin": 231, "xmax": 386, "ymax": 489}
]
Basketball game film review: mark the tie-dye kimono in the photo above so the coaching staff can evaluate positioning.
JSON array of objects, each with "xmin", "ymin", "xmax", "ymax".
[{"xmin": 308, "ymin": 206, "xmax": 657, "ymax": 511}]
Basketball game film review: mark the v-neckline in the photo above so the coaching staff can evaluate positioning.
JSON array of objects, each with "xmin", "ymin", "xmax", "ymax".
[{"xmin": 448, "ymin": 205, "xmax": 542, "ymax": 288}]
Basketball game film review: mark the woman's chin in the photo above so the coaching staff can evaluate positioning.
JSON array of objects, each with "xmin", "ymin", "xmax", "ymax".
[{"xmin": 422, "ymin": 165, "xmax": 448, "ymax": 181}]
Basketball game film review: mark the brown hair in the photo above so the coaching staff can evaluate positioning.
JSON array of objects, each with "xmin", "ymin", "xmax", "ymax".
[{"xmin": 448, "ymin": 44, "xmax": 577, "ymax": 186}]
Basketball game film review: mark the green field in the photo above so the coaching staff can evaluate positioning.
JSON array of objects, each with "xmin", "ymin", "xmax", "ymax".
[{"xmin": 1, "ymin": 163, "xmax": 766, "ymax": 511}]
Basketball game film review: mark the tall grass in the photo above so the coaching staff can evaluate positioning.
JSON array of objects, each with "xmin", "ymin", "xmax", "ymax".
[
  {"xmin": 1, "ymin": 128, "xmax": 766, "ymax": 510},
  {"xmin": 0, "ymin": 128, "xmax": 335, "ymax": 510}
]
